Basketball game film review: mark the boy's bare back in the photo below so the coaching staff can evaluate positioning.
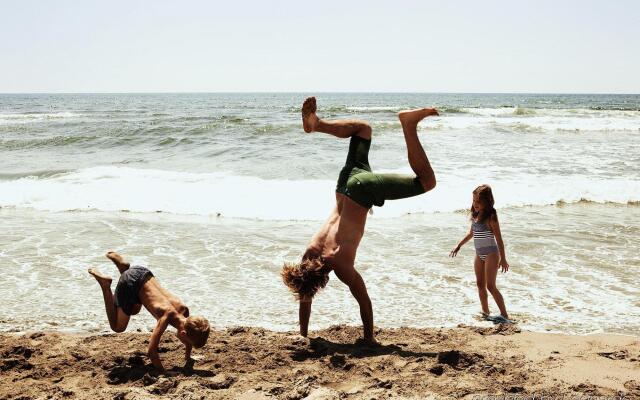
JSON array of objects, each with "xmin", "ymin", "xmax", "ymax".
[{"xmin": 139, "ymin": 277, "xmax": 190, "ymax": 322}]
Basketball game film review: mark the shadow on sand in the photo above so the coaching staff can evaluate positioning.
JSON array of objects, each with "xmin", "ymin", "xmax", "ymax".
[
  {"xmin": 290, "ymin": 336, "xmax": 438, "ymax": 362},
  {"xmin": 106, "ymin": 356, "xmax": 213, "ymax": 385}
]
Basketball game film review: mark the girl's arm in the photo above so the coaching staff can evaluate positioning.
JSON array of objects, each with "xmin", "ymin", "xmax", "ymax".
[
  {"xmin": 450, "ymin": 225, "xmax": 473, "ymax": 257},
  {"xmin": 490, "ymin": 215, "xmax": 509, "ymax": 272}
]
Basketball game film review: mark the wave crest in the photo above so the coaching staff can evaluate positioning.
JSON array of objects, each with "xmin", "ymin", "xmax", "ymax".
[{"xmin": 0, "ymin": 167, "xmax": 637, "ymax": 220}]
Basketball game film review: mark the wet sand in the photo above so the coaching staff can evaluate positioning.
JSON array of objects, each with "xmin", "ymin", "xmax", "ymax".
[{"xmin": 1, "ymin": 325, "xmax": 638, "ymax": 399}]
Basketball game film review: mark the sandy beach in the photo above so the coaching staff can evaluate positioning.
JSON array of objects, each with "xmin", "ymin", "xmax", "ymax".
[{"xmin": 1, "ymin": 325, "xmax": 638, "ymax": 399}]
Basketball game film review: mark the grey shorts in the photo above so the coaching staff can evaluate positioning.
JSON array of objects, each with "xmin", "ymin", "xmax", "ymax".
[{"xmin": 114, "ymin": 266, "xmax": 153, "ymax": 316}]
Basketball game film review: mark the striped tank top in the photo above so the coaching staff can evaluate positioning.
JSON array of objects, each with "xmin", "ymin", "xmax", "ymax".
[{"xmin": 472, "ymin": 220, "xmax": 498, "ymax": 260}]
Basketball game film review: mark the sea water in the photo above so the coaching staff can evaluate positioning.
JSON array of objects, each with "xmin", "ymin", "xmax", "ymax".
[{"xmin": 1, "ymin": 93, "xmax": 638, "ymax": 335}]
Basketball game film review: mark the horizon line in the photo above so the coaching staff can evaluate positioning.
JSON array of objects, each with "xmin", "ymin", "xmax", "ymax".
[{"xmin": 1, "ymin": 91, "xmax": 639, "ymax": 96}]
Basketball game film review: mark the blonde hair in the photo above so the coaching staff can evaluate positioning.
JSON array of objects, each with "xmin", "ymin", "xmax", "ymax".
[
  {"xmin": 184, "ymin": 316, "xmax": 210, "ymax": 348},
  {"xmin": 281, "ymin": 258, "xmax": 330, "ymax": 300}
]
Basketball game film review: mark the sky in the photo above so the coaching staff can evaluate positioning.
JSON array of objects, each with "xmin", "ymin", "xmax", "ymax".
[{"xmin": 1, "ymin": 0, "xmax": 639, "ymax": 93}]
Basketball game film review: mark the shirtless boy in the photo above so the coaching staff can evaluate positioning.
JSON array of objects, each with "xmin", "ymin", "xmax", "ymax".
[
  {"xmin": 282, "ymin": 97, "xmax": 439, "ymax": 344},
  {"xmin": 89, "ymin": 252, "xmax": 210, "ymax": 371}
]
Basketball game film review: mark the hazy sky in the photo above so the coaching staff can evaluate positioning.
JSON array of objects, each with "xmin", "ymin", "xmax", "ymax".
[{"xmin": 1, "ymin": 0, "xmax": 639, "ymax": 93}]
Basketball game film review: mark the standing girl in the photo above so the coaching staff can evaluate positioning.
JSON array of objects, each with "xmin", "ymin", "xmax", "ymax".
[{"xmin": 450, "ymin": 185, "xmax": 510, "ymax": 321}]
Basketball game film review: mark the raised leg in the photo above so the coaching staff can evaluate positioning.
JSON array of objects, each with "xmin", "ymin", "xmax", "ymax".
[
  {"xmin": 397, "ymin": 108, "xmax": 439, "ymax": 192},
  {"xmin": 88, "ymin": 268, "xmax": 130, "ymax": 332},
  {"xmin": 106, "ymin": 251, "xmax": 130, "ymax": 274},
  {"xmin": 302, "ymin": 97, "xmax": 371, "ymax": 139}
]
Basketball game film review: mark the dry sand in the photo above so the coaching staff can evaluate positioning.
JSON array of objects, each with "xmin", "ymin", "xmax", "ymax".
[{"xmin": 1, "ymin": 325, "xmax": 638, "ymax": 399}]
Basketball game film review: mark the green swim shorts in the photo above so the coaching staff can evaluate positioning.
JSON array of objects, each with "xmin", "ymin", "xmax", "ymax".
[{"xmin": 335, "ymin": 136, "xmax": 425, "ymax": 209}]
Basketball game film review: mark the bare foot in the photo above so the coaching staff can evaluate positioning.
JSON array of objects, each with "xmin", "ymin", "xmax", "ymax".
[
  {"xmin": 398, "ymin": 108, "xmax": 439, "ymax": 127},
  {"xmin": 106, "ymin": 251, "xmax": 130, "ymax": 271},
  {"xmin": 301, "ymin": 96, "xmax": 318, "ymax": 133},
  {"xmin": 88, "ymin": 268, "xmax": 112, "ymax": 287},
  {"xmin": 356, "ymin": 337, "xmax": 381, "ymax": 347}
]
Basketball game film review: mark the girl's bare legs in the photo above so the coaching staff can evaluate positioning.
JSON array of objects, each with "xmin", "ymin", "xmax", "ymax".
[
  {"xmin": 484, "ymin": 253, "xmax": 509, "ymax": 318},
  {"xmin": 302, "ymin": 97, "xmax": 372, "ymax": 139},
  {"xmin": 474, "ymin": 256, "xmax": 490, "ymax": 316}
]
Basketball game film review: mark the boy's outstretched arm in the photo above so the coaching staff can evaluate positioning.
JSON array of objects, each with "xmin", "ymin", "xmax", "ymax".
[
  {"xmin": 148, "ymin": 315, "xmax": 170, "ymax": 371},
  {"xmin": 184, "ymin": 342, "xmax": 193, "ymax": 362},
  {"xmin": 347, "ymin": 272, "xmax": 375, "ymax": 344},
  {"xmin": 299, "ymin": 296, "xmax": 312, "ymax": 337},
  {"xmin": 450, "ymin": 226, "xmax": 473, "ymax": 257},
  {"xmin": 334, "ymin": 267, "xmax": 375, "ymax": 344}
]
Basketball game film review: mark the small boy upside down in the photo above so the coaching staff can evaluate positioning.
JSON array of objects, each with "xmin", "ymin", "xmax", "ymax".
[{"xmin": 89, "ymin": 252, "xmax": 210, "ymax": 371}]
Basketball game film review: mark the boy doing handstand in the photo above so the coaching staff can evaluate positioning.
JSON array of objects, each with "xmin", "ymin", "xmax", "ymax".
[{"xmin": 89, "ymin": 252, "xmax": 210, "ymax": 371}]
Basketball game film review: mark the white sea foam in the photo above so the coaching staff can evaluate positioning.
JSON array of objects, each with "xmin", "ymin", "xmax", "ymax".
[
  {"xmin": 460, "ymin": 107, "xmax": 639, "ymax": 117},
  {"xmin": 430, "ymin": 108, "xmax": 640, "ymax": 132},
  {"xmin": 345, "ymin": 106, "xmax": 404, "ymax": 112},
  {"xmin": 312, "ymin": 106, "xmax": 640, "ymax": 132},
  {"xmin": 1, "ymin": 166, "xmax": 638, "ymax": 220},
  {"xmin": 0, "ymin": 112, "xmax": 82, "ymax": 125},
  {"xmin": 1, "ymin": 204, "xmax": 638, "ymax": 335}
]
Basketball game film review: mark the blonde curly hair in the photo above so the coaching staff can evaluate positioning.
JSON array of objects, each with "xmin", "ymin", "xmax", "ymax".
[
  {"xmin": 281, "ymin": 258, "xmax": 330, "ymax": 300},
  {"xmin": 184, "ymin": 316, "xmax": 210, "ymax": 348}
]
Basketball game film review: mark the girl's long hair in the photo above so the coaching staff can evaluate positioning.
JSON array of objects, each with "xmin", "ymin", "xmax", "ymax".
[{"xmin": 471, "ymin": 184, "xmax": 497, "ymax": 223}]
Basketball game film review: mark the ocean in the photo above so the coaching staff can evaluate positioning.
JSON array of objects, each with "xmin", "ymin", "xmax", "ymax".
[{"xmin": 0, "ymin": 93, "xmax": 638, "ymax": 335}]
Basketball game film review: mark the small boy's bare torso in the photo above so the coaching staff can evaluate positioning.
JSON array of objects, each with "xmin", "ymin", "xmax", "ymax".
[{"xmin": 139, "ymin": 277, "xmax": 189, "ymax": 322}]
